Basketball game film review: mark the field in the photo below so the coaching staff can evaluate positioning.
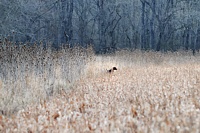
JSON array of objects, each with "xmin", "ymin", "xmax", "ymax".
[{"xmin": 0, "ymin": 45, "xmax": 200, "ymax": 132}]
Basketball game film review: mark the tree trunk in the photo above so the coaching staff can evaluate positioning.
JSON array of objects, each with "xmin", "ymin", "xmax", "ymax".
[
  {"xmin": 150, "ymin": 0, "xmax": 155, "ymax": 50},
  {"xmin": 66, "ymin": 0, "xmax": 73, "ymax": 43},
  {"xmin": 141, "ymin": 1, "xmax": 146, "ymax": 50},
  {"xmin": 57, "ymin": 0, "xmax": 73, "ymax": 45},
  {"xmin": 156, "ymin": 33, "xmax": 162, "ymax": 51},
  {"xmin": 97, "ymin": 0, "xmax": 106, "ymax": 52},
  {"xmin": 196, "ymin": 28, "xmax": 200, "ymax": 51}
]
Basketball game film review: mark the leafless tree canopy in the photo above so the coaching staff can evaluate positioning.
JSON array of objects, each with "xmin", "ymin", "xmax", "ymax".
[{"xmin": 1, "ymin": 0, "xmax": 200, "ymax": 52}]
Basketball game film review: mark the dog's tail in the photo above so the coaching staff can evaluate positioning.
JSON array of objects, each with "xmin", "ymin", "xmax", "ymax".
[
  {"xmin": 107, "ymin": 69, "xmax": 112, "ymax": 73},
  {"xmin": 106, "ymin": 69, "xmax": 109, "ymax": 72}
]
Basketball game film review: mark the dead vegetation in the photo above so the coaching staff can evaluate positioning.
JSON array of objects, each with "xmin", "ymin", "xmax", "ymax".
[{"xmin": 0, "ymin": 44, "xmax": 200, "ymax": 132}]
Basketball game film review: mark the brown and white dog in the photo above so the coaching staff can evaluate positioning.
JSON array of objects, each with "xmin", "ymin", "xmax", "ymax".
[{"xmin": 107, "ymin": 67, "xmax": 117, "ymax": 73}]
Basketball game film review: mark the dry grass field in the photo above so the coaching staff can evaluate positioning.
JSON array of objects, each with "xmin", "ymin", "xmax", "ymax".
[{"xmin": 0, "ymin": 45, "xmax": 200, "ymax": 133}]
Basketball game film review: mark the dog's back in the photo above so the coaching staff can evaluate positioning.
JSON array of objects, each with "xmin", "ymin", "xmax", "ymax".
[{"xmin": 107, "ymin": 67, "xmax": 117, "ymax": 73}]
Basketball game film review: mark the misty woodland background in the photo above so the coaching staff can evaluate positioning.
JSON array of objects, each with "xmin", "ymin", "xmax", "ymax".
[{"xmin": 1, "ymin": 0, "xmax": 200, "ymax": 52}]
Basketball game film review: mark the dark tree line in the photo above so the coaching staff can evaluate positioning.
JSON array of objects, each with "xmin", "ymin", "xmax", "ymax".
[{"xmin": 1, "ymin": 0, "xmax": 200, "ymax": 53}]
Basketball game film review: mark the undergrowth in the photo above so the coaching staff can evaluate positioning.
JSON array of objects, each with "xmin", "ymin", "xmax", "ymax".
[
  {"xmin": 0, "ymin": 42, "xmax": 200, "ymax": 132},
  {"xmin": 0, "ymin": 42, "xmax": 94, "ymax": 115}
]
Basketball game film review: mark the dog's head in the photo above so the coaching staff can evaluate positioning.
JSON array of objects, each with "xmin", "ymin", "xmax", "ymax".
[{"xmin": 113, "ymin": 67, "xmax": 117, "ymax": 70}]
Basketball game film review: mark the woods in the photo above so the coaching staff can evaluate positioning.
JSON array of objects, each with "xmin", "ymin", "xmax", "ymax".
[{"xmin": 1, "ymin": 0, "xmax": 200, "ymax": 53}]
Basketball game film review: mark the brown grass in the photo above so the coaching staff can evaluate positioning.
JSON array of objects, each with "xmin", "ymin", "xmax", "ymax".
[{"xmin": 0, "ymin": 47, "xmax": 200, "ymax": 132}]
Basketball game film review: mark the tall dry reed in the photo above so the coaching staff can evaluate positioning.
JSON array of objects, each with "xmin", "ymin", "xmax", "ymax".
[
  {"xmin": 0, "ymin": 42, "xmax": 94, "ymax": 116},
  {"xmin": 0, "ymin": 44, "xmax": 200, "ymax": 132}
]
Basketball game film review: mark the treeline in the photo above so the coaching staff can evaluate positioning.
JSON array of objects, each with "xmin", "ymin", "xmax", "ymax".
[{"xmin": 1, "ymin": 0, "xmax": 200, "ymax": 53}]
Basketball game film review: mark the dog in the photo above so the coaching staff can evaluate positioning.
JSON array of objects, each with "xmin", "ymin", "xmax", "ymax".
[{"xmin": 107, "ymin": 67, "xmax": 117, "ymax": 73}]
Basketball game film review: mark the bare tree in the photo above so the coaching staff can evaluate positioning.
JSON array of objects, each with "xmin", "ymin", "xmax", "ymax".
[{"xmin": 1, "ymin": 0, "xmax": 200, "ymax": 52}]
